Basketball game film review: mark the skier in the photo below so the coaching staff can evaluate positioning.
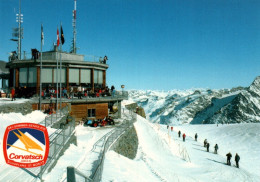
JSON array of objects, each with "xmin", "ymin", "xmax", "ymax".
[
  {"xmin": 182, "ymin": 133, "xmax": 186, "ymax": 142},
  {"xmin": 167, "ymin": 125, "xmax": 169, "ymax": 129},
  {"xmin": 171, "ymin": 126, "xmax": 173, "ymax": 132},
  {"xmin": 195, "ymin": 133, "xmax": 198, "ymax": 141},
  {"xmin": 226, "ymin": 152, "xmax": 232, "ymax": 166},
  {"xmin": 178, "ymin": 130, "xmax": 181, "ymax": 138},
  {"xmin": 235, "ymin": 153, "xmax": 240, "ymax": 168},
  {"xmin": 206, "ymin": 143, "xmax": 210, "ymax": 152},
  {"xmin": 204, "ymin": 139, "xmax": 208, "ymax": 147},
  {"xmin": 214, "ymin": 144, "xmax": 218, "ymax": 154}
]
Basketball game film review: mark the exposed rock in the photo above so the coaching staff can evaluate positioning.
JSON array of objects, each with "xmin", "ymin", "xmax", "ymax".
[
  {"xmin": 207, "ymin": 77, "xmax": 260, "ymax": 123},
  {"xmin": 111, "ymin": 126, "xmax": 138, "ymax": 159},
  {"xmin": 125, "ymin": 103, "xmax": 146, "ymax": 118},
  {"xmin": 0, "ymin": 102, "xmax": 32, "ymax": 115}
]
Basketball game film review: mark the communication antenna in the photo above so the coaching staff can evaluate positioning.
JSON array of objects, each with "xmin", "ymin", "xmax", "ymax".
[
  {"xmin": 16, "ymin": 0, "xmax": 23, "ymax": 60},
  {"xmin": 12, "ymin": 0, "xmax": 23, "ymax": 60},
  {"xmin": 72, "ymin": 0, "xmax": 77, "ymax": 53}
]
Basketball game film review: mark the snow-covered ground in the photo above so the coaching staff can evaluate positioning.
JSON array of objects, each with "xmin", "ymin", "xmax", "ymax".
[
  {"xmin": 44, "ymin": 125, "xmax": 114, "ymax": 182},
  {"xmin": 102, "ymin": 115, "xmax": 260, "ymax": 182},
  {"xmin": 173, "ymin": 123, "xmax": 260, "ymax": 178},
  {"xmin": 0, "ymin": 99, "xmax": 259, "ymax": 182},
  {"xmin": 0, "ymin": 98, "xmax": 30, "ymax": 106}
]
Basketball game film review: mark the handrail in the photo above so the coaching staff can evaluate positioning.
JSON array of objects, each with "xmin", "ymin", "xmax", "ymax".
[
  {"xmin": 67, "ymin": 166, "xmax": 93, "ymax": 182},
  {"xmin": 66, "ymin": 110, "xmax": 136, "ymax": 182},
  {"xmin": 38, "ymin": 105, "xmax": 69, "ymax": 128},
  {"xmin": 9, "ymin": 51, "xmax": 104, "ymax": 63},
  {"xmin": 90, "ymin": 112, "xmax": 136, "ymax": 181},
  {"xmin": 21, "ymin": 117, "xmax": 75, "ymax": 180},
  {"xmin": 39, "ymin": 119, "xmax": 76, "ymax": 178}
]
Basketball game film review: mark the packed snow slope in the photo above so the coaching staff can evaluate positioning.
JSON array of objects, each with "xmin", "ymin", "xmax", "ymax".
[
  {"xmin": 102, "ymin": 115, "xmax": 260, "ymax": 182},
  {"xmin": 0, "ymin": 99, "xmax": 259, "ymax": 182},
  {"xmin": 128, "ymin": 76, "xmax": 260, "ymax": 124}
]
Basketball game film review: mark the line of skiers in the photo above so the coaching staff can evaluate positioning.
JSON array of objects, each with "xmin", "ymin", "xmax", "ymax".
[
  {"xmin": 176, "ymin": 128, "xmax": 241, "ymax": 169},
  {"xmin": 204, "ymin": 139, "xmax": 218, "ymax": 153},
  {"xmin": 177, "ymin": 130, "xmax": 186, "ymax": 142},
  {"xmin": 167, "ymin": 125, "xmax": 174, "ymax": 132},
  {"xmin": 203, "ymin": 138, "xmax": 240, "ymax": 168},
  {"xmin": 226, "ymin": 152, "xmax": 240, "ymax": 168}
]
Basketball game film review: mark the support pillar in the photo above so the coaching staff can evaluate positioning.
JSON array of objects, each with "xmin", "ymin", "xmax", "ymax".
[
  {"xmin": 66, "ymin": 67, "xmax": 69, "ymax": 90},
  {"xmin": 91, "ymin": 68, "xmax": 94, "ymax": 91},
  {"xmin": 103, "ymin": 70, "xmax": 106, "ymax": 88},
  {"xmin": 79, "ymin": 68, "xmax": 81, "ymax": 85},
  {"xmin": 15, "ymin": 68, "xmax": 19, "ymax": 88}
]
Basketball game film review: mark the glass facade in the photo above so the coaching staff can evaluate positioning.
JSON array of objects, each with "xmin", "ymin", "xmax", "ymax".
[
  {"xmin": 17, "ymin": 66, "xmax": 105, "ymax": 89},
  {"xmin": 69, "ymin": 68, "xmax": 79, "ymax": 86},
  {"xmin": 94, "ymin": 70, "xmax": 103, "ymax": 88},
  {"xmin": 19, "ymin": 68, "xmax": 27, "ymax": 86},
  {"xmin": 54, "ymin": 68, "xmax": 66, "ymax": 83},
  {"xmin": 81, "ymin": 69, "xmax": 91, "ymax": 88},
  {"xmin": 28, "ymin": 68, "xmax": 37, "ymax": 87},
  {"xmin": 42, "ymin": 68, "xmax": 53, "ymax": 83},
  {"xmin": 19, "ymin": 67, "xmax": 36, "ymax": 87}
]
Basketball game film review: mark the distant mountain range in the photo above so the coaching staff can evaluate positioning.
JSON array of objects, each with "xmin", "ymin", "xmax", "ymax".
[{"xmin": 128, "ymin": 77, "xmax": 260, "ymax": 124}]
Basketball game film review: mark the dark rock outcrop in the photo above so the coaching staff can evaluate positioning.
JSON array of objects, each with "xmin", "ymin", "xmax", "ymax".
[
  {"xmin": 207, "ymin": 76, "xmax": 260, "ymax": 123},
  {"xmin": 0, "ymin": 101, "xmax": 32, "ymax": 115},
  {"xmin": 111, "ymin": 126, "xmax": 138, "ymax": 159}
]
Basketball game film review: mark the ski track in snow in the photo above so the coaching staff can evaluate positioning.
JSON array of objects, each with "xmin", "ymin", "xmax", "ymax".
[
  {"xmin": 0, "ymin": 99, "xmax": 259, "ymax": 182},
  {"xmin": 103, "ymin": 113, "xmax": 260, "ymax": 182},
  {"xmin": 140, "ymin": 150, "xmax": 167, "ymax": 182}
]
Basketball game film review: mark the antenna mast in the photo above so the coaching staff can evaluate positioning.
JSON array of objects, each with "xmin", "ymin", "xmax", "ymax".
[
  {"xmin": 16, "ymin": 0, "xmax": 23, "ymax": 60},
  {"xmin": 72, "ymin": 0, "xmax": 77, "ymax": 53}
]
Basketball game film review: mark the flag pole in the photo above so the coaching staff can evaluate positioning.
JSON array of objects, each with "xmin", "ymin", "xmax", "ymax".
[
  {"xmin": 56, "ymin": 27, "xmax": 59, "ymax": 120},
  {"xmin": 59, "ymin": 23, "xmax": 62, "ymax": 117},
  {"xmin": 39, "ymin": 24, "xmax": 43, "ymax": 111}
]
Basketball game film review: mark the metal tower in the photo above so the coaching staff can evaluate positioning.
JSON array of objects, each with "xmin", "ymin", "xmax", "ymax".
[
  {"xmin": 72, "ymin": 0, "xmax": 77, "ymax": 53},
  {"xmin": 16, "ymin": 0, "xmax": 23, "ymax": 60}
]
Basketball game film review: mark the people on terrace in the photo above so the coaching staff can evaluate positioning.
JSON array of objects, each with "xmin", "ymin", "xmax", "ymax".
[{"xmin": 103, "ymin": 55, "xmax": 108, "ymax": 64}]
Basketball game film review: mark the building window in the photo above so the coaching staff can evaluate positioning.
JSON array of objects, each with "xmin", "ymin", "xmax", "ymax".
[
  {"xmin": 19, "ymin": 68, "xmax": 27, "ymax": 87},
  {"xmin": 69, "ymin": 68, "xmax": 79, "ymax": 85},
  {"xmin": 54, "ymin": 68, "xmax": 66, "ymax": 83},
  {"xmin": 88, "ymin": 109, "xmax": 96, "ymax": 117},
  {"xmin": 42, "ymin": 68, "xmax": 53, "ymax": 83},
  {"xmin": 2, "ymin": 79, "xmax": 9, "ymax": 88},
  {"xmin": 81, "ymin": 69, "xmax": 91, "ymax": 83},
  {"xmin": 94, "ymin": 70, "xmax": 103, "ymax": 88},
  {"xmin": 19, "ymin": 67, "xmax": 36, "ymax": 87},
  {"xmin": 28, "ymin": 67, "xmax": 36, "ymax": 87}
]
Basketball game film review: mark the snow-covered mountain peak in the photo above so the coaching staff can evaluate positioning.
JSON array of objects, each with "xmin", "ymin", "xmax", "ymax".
[
  {"xmin": 248, "ymin": 76, "xmax": 260, "ymax": 95},
  {"xmin": 129, "ymin": 77, "xmax": 260, "ymax": 124}
]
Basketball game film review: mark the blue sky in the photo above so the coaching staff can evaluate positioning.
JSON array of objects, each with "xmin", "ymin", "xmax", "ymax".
[{"xmin": 0, "ymin": 0, "xmax": 260, "ymax": 90}]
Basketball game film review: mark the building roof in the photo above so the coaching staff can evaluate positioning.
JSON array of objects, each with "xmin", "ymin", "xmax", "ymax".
[{"xmin": 6, "ymin": 51, "xmax": 109, "ymax": 70}]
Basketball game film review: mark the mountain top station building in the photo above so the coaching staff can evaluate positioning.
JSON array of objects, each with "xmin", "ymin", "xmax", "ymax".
[
  {"xmin": 0, "ymin": 0, "xmax": 127, "ymax": 122},
  {"xmin": 0, "ymin": 49, "xmax": 126, "ymax": 121},
  {"xmin": 6, "ymin": 49, "xmax": 108, "ymax": 96}
]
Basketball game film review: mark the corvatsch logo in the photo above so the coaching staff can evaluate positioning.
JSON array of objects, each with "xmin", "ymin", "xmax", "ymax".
[{"xmin": 3, "ymin": 123, "xmax": 49, "ymax": 168}]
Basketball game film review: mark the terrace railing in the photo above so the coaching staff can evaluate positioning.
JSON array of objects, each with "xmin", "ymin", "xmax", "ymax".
[
  {"xmin": 10, "ymin": 52, "xmax": 104, "ymax": 64},
  {"xmin": 84, "ymin": 55, "xmax": 103, "ymax": 63},
  {"xmin": 115, "ymin": 91, "xmax": 128, "ymax": 99},
  {"xmin": 38, "ymin": 105, "xmax": 69, "ymax": 128},
  {"xmin": 22, "ymin": 116, "xmax": 76, "ymax": 180}
]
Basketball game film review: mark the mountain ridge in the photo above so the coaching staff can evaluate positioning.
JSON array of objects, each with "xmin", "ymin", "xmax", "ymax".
[{"xmin": 129, "ymin": 77, "xmax": 260, "ymax": 124}]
